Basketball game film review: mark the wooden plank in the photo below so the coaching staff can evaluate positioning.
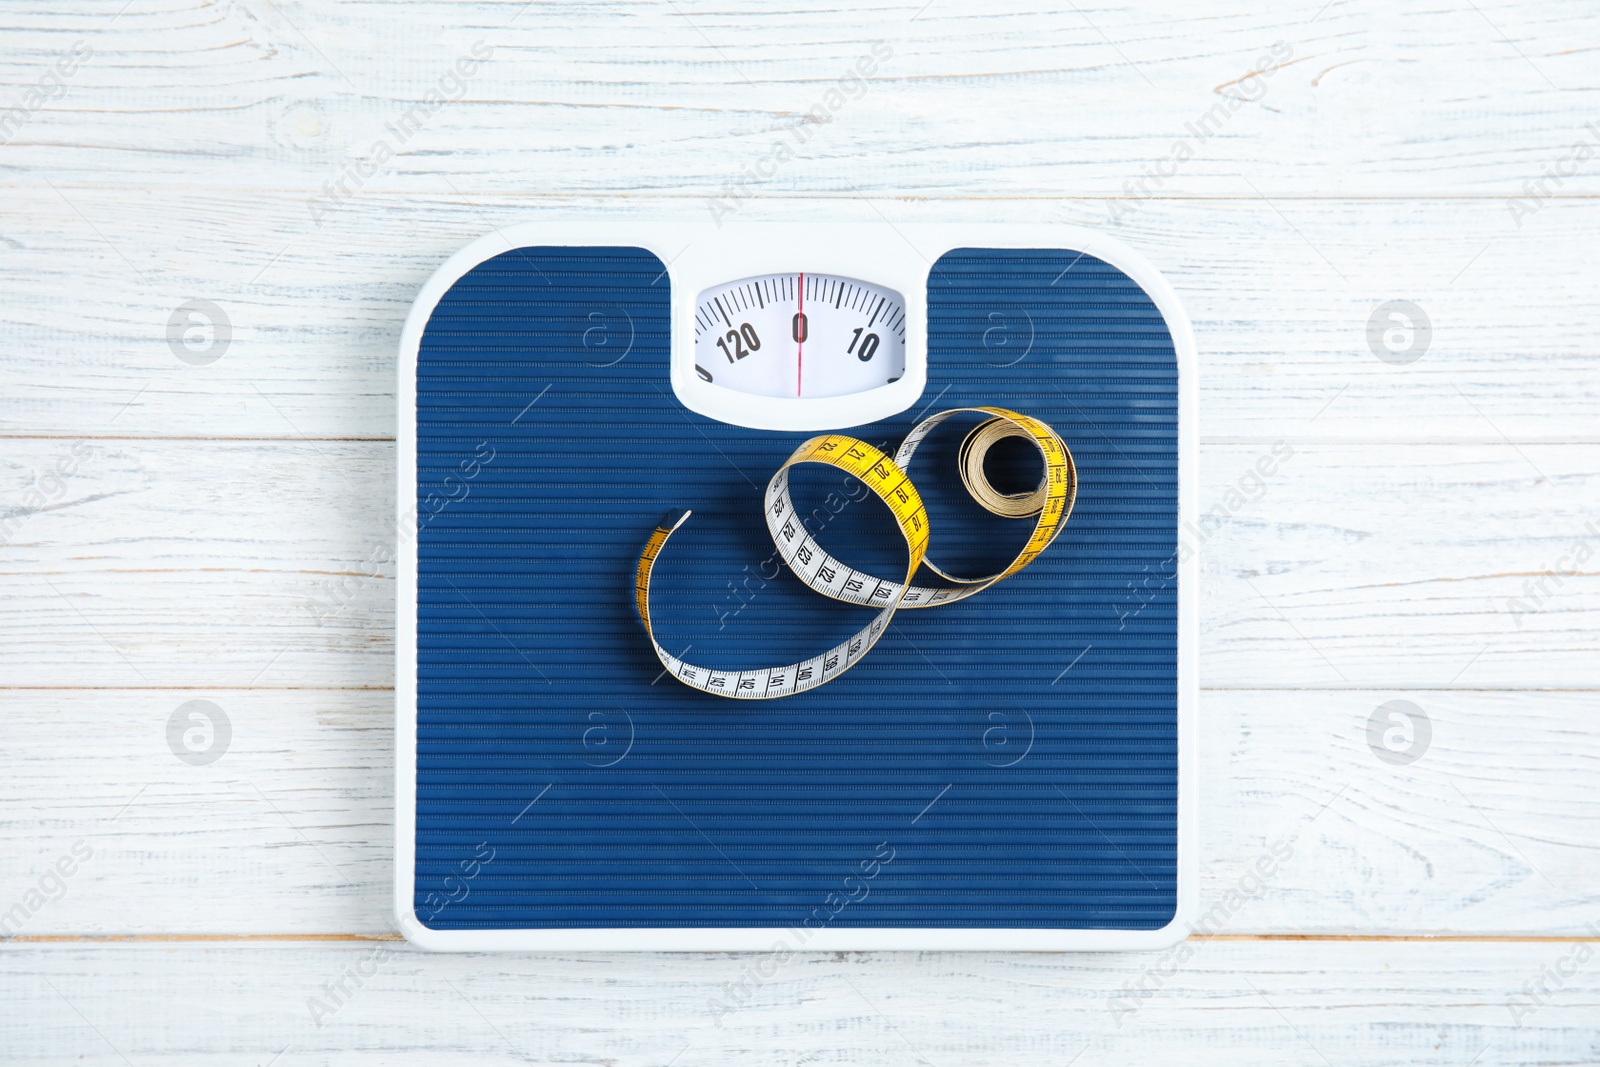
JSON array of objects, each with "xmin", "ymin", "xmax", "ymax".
[
  {"xmin": 0, "ymin": 690, "xmax": 391, "ymax": 938},
  {"xmin": 3, "ymin": 438, "xmax": 1596, "ymax": 689},
  {"xmin": 1200, "ymin": 690, "xmax": 1600, "ymax": 937},
  {"xmin": 1, "ymin": 689, "xmax": 1593, "ymax": 936},
  {"xmin": 1, "ymin": 940, "xmax": 1596, "ymax": 1064},
  {"xmin": 1201, "ymin": 440, "xmax": 1600, "ymax": 689},
  {"xmin": 1, "ymin": 191, "xmax": 1595, "ymax": 441},
  {"xmin": 1, "ymin": 2, "xmax": 1597, "ymax": 197},
  {"xmin": 0, "ymin": 439, "xmax": 395, "ymax": 689}
]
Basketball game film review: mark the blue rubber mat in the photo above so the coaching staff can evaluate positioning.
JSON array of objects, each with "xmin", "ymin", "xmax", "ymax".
[{"xmin": 413, "ymin": 246, "xmax": 1178, "ymax": 929}]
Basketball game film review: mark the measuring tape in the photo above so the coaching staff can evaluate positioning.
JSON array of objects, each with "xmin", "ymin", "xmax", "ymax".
[{"xmin": 633, "ymin": 407, "xmax": 1077, "ymax": 699}]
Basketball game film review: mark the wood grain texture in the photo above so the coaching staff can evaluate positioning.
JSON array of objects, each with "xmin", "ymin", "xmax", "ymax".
[
  {"xmin": 2, "ymin": 438, "xmax": 1596, "ymax": 689},
  {"xmin": 2, "ymin": 191, "xmax": 1598, "ymax": 441},
  {"xmin": 2, "ymin": 941, "xmax": 1597, "ymax": 1065},
  {"xmin": 1, "ymin": 1, "xmax": 1598, "ymax": 197},
  {"xmin": 3, "ymin": 0, "xmax": 1598, "ymax": 1056},
  {"xmin": 0, "ymin": 690, "xmax": 390, "ymax": 938},
  {"xmin": 1, "ymin": 688, "xmax": 1594, "ymax": 936}
]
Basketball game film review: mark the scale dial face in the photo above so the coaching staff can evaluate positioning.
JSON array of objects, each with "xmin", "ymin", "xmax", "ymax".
[{"xmin": 693, "ymin": 273, "xmax": 907, "ymax": 400}]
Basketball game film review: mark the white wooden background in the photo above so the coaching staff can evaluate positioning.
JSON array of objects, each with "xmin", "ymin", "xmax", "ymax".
[{"xmin": 2, "ymin": 0, "xmax": 1598, "ymax": 1062}]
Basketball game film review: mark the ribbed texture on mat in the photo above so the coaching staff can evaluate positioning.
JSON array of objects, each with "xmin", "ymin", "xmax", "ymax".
[{"xmin": 414, "ymin": 246, "xmax": 1178, "ymax": 929}]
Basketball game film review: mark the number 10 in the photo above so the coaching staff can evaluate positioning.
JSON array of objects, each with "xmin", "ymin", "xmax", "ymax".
[{"xmin": 849, "ymin": 327, "xmax": 880, "ymax": 362}]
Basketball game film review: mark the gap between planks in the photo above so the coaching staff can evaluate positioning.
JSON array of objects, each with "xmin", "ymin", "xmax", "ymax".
[
  {"xmin": 7, "ymin": 435, "xmax": 1599, "ymax": 446},
  {"xmin": 5, "ymin": 934, "xmax": 1597, "ymax": 945},
  {"xmin": 0, "ymin": 435, "xmax": 396, "ymax": 443},
  {"xmin": 4, "ymin": 686, "xmax": 1598, "ymax": 693},
  {"xmin": 7, "ymin": 188, "xmax": 1600, "ymax": 203}
]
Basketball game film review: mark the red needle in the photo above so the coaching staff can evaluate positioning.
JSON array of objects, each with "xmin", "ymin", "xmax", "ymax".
[{"xmin": 796, "ymin": 272, "xmax": 804, "ymax": 398}]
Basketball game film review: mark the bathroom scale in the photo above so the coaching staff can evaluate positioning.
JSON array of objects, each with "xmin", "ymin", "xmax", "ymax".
[{"xmin": 395, "ymin": 221, "xmax": 1197, "ymax": 950}]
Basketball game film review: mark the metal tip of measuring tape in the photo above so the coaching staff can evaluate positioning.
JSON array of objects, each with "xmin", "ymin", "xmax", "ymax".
[{"xmin": 660, "ymin": 508, "xmax": 692, "ymax": 532}]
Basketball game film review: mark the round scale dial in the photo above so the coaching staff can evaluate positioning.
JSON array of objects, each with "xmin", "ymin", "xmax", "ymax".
[{"xmin": 693, "ymin": 273, "xmax": 907, "ymax": 400}]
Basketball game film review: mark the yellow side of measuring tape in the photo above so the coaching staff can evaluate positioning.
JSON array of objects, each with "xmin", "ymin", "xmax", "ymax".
[{"xmin": 633, "ymin": 407, "xmax": 1077, "ymax": 700}]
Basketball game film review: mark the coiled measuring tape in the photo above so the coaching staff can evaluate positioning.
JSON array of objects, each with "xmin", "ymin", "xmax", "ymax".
[{"xmin": 633, "ymin": 407, "xmax": 1077, "ymax": 700}]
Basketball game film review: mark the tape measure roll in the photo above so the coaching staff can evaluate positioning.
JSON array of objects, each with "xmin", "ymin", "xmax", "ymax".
[{"xmin": 633, "ymin": 407, "xmax": 1077, "ymax": 699}]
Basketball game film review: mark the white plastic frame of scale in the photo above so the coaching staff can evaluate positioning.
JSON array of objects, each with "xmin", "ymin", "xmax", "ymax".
[{"xmin": 395, "ymin": 220, "xmax": 1199, "ymax": 951}]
